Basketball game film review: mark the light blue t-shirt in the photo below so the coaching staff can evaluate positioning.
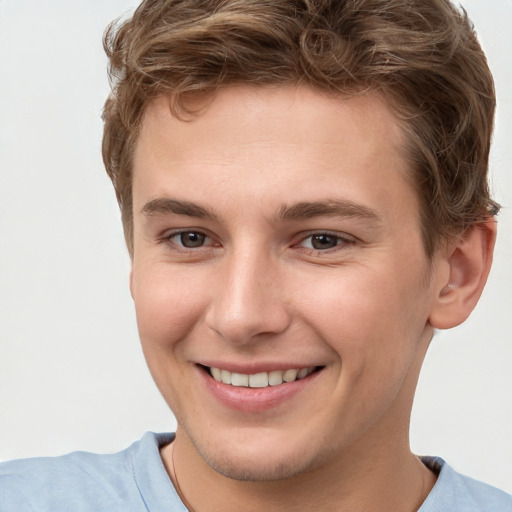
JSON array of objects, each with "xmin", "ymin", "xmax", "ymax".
[{"xmin": 1, "ymin": 432, "xmax": 511, "ymax": 511}]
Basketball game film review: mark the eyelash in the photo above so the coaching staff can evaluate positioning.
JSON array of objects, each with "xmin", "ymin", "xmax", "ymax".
[
  {"xmin": 159, "ymin": 229, "xmax": 355, "ymax": 254},
  {"xmin": 159, "ymin": 229, "xmax": 217, "ymax": 252},
  {"xmin": 295, "ymin": 231, "xmax": 356, "ymax": 253}
]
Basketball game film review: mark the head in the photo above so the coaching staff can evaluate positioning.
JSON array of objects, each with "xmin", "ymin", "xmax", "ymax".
[
  {"xmin": 101, "ymin": 0, "xmax": 498, "ymax": 486},
  {"xmin": 103, "ymin": 0, "xmax": 498, "ymax": 259}
]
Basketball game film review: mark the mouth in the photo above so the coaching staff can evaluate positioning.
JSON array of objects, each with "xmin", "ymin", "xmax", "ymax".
[{"xmin": 201, "ymin": 365, "xmax": 324, "ymax": 388}]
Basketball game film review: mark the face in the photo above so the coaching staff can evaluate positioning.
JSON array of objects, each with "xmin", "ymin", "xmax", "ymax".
[{"xmin": 130, "ymin": 86, "xmax": 443, "ymax": 481}]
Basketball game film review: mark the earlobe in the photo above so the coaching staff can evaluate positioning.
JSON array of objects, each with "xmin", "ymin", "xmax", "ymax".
[
  {"xmin": 429, "ymin": 218, "xmax": 497, "ymax": 330},
  {"xmin": 129, "ymin": 268, "xmax": 135, "ymax": 300}
]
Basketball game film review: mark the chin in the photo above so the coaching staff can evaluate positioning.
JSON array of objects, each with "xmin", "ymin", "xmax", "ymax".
[
  {"xmin": 202, "ymin": 449, "xmax": 318, "ymax": 482},
  {"xmin": 186, "ymin": 427, "xmax": 324, "ymax": 482}
]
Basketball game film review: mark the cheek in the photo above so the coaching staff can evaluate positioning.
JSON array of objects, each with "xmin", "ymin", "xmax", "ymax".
[
  {"xmin": 131, "ymin": 264, "xmax": 208, "ymax": 351},
  {"xmin": 298, "ymin": 267, "xmax": 431, "ymax": 429},
  {"xmin": 131, "ymin": 264, "xmax": 210, "ymax": 415},
  {"xmin": 294, "ymin": 265, "xmax": 430, "ymax": 370}
]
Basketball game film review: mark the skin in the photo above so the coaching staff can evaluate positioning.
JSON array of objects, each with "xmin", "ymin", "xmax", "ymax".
[{"xmin": 129, "ymin": 85, "xmax": 495, "ymax": 511}]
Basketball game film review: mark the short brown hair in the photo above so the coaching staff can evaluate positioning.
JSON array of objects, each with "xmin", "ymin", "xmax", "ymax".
[{"xmin": 102, "ymin": 0, "xmax": 499, "ymax": 257}]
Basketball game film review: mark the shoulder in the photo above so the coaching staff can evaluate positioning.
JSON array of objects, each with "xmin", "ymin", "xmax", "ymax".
[
  {"xmin": 420, "ymin": 456, "xmax": 512, "ymax": 512},
  {"xmin": 0, "ymin": 432, "xmax": 178, "ymax": 512}
]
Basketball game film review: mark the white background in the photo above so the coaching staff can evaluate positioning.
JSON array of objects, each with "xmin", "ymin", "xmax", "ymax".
[{"xmin": 0, "ymin": 0, "xmax": 511, "ymax": 494}]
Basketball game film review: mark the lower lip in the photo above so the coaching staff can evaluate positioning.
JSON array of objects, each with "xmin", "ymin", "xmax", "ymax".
[{"xmin": 198, "ymin": 367, "xmax": 322, "ymax": 412}]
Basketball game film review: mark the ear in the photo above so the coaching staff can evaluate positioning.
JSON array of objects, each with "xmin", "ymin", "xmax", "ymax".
[{"xmin": 429, "ymin": 218, "xmax": 497, "ymax": 329}]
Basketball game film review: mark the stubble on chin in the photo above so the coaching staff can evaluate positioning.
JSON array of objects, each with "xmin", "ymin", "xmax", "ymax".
[{"xmin": 178, "ymin": 423, "xmax": 327, "ymax": 483}]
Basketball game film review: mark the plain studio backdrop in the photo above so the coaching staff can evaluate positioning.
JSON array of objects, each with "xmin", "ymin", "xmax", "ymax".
[{"xmin": 0, "ymin": 0, "xmax": 511, "ymax": 494}]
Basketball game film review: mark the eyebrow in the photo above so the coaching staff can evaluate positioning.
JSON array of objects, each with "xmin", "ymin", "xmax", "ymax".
[
  {"xmin": 275, "ymin": 200, "xmax": 382, "ymax": 224},
  {"xmin": 140, "ymin": 198, "xmax": 220, "ymax": 221},
  {"xmin": 140, "ymin": 197, "xmax": 382, "ymax": 225}
]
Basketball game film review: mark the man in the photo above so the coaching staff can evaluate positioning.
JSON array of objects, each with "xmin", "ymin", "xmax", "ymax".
[{"xmin": 1, "ymin": 0, "xmax": 511, "ymax": 510}]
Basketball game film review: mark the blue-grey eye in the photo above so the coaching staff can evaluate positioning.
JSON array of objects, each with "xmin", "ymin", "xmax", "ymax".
[
  {"xmin": 179, "ymin": 232, "xmax": 206, "ymax": 248},
  {"xmin": 309, "ymin": 234, "xmax": 339, "ymax": 250}
]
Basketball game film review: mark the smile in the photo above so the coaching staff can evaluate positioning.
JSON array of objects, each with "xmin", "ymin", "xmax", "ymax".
[{"xmin": 208, "ymin": 366, "xmax": 318, "ymax": 388}]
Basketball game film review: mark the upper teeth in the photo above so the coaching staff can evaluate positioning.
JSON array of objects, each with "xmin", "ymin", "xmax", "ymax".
[{"xmin": 209, "ymin": 367, "xmax": 315, "ymax": 388}]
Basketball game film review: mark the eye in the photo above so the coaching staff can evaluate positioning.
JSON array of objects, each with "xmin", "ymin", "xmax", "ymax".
[
  {"xmin": 308, "ymin": 234, "xmax": 339, "ymax": 250},
  {"xmin": 298, "ymin": 232, "xmax": 354, "ymax": 251},
  {"xmin": 166, "ymin": 230, "xmax": 211, "ymax": 248},
  {"xmin": 178, "ymin": 231, "xmax": 206, "ymax": 248}
]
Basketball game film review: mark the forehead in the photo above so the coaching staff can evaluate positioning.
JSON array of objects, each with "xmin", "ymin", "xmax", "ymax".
[
  {"xmin": 137, "ymin": 85, "xmax": 405, "ymax": 163},
  {"xmin": 132, "ymin": 85, "xmax": 416, "ymax": 225}
]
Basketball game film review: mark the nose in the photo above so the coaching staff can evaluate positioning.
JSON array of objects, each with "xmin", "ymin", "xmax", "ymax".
[{"xmin": 205, "ymin": 247, "xmax": 292, "ymax": 345}]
